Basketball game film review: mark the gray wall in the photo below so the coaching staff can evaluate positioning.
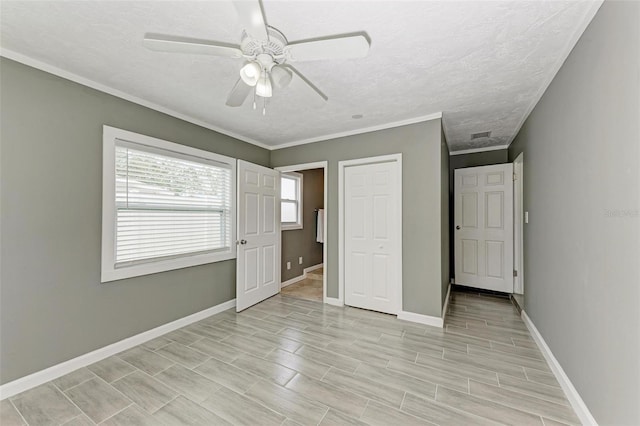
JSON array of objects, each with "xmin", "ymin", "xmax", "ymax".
[
  {"xmin": 448, "ymin": 149, "xmax": 508, "ymax": 278},
  {"xmin": 440, "ymin": 128, "xmax": 450, "ymax": 306},
  {"xmin": 271, "ymin": 119, "xmax": 447, "ymax": 317},
  {"xmin": 0, "ymin": 58, "xmax": 269, "ymax": 384},
  {"xmin": 508, "ymin": 1, "xmax": 639, "ymax": 424},
  {"xmin": 281, "ymin": 168, "xmax": 324, "ymax": 281}
]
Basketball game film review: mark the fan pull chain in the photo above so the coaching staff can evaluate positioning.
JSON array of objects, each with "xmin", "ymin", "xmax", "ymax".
[
  {"xmin": 262, "ymin": 67, "xmax": 268, "ymax": 115},
  {"xmin": 252, "ymin": 87, "xmax": 257, "ymax": 110}
]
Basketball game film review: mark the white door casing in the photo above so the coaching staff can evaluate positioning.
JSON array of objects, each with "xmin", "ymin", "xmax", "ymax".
[
  {"xmin": 236, "ymin": 160, "xmax": 281, "ymax": 311},
  {"xmin": 341, "ymin": 155, "xmax": 401, "ymax": 314},
  {"xmin": 454, "ymin": 163, "xmax": 514, "ymax": 293}
]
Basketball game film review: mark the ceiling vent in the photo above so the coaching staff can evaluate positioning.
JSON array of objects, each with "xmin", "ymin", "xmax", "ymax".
[{"xmin": 471, "ymin": 131, "xmax": 491, "ymax": 140}]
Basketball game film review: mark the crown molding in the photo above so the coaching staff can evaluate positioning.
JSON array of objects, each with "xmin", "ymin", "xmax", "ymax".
[
  {"xmin": 449, "ymin": 144, "xmax": 509, "ymax": 156},
  {"xmin": 0, "ymin": 48, "xmax": 272, "ymax": 150},
  {"xmin": 269, "ymin": 112, "xmax": 443, "ymax": 150},
  {"xmin": 505, "ymin": 0, "xmax": 603, "ymax": 148},
  {"xmin": 1, "ymin": 49, "xmax": 444, "ymax": 152}
]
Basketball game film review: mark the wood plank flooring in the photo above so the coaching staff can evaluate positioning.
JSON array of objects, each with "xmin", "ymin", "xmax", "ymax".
[
  {"xmin": 281, "ymin": 269, "xmax": 323, "ymax": 302},
  {"xmin": 1, "ymin": 290, "xmax": 580, "ymax": 425}
]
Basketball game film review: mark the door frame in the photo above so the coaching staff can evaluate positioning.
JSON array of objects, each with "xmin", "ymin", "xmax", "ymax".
[
  {"xmin": 338, "ymin": 154, "xmax": 403, "ymax": 312},
  {"xmin": 513, "ymin": 153, "xmax": 525, "ymax": 294},
  {"xmin": 274, "ymin": 161, "xmax": 329, "ymax": 303}
]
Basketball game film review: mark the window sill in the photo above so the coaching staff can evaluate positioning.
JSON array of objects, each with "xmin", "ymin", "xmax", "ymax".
[
  {"xmin": 101, "ymin": 250, "xmax": 236, "ymax": 283},
  {"xmin": 282, "ymin": 224, "xmax": 303, "ymax": 231}
]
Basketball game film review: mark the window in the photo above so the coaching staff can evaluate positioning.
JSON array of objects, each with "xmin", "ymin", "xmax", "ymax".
[
  {"xmin": 281, "ymin": 172, "xmax": 303, "ymax": 230},
  {"xmin": 101, "ymin": 126, "xmax": 236, "ymax": 282}
]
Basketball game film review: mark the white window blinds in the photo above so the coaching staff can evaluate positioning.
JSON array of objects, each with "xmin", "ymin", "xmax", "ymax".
[{"xmin": 114, "ymin": 141, "xmax": 233, "ymax": 266}]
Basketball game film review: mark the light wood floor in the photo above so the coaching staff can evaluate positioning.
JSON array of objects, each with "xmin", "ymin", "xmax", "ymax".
[
  {"xmin": 1, "ymin": 290, "xmax": 579, "ymax": 425},
  {"xmin": 281, "ymin": 268, "xmax": 323, "ymax": 302},
  {"xmin": 281, "ymin": 279, "xmax": 322, "ymax": 302}
]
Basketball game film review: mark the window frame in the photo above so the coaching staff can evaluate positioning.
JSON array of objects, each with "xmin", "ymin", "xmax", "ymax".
[
  {"xmin": 101, "ymin": 125, "xmax": 236, "ymax": 283},
  {"xmin": 281, "ymin": 172, "xmax": 303, "ymax": 231}
]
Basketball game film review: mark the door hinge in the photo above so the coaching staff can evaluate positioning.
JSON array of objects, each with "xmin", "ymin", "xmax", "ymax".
[
  {"xmin": 513, "ymin": 173, "xmax": 517, "ymax": 181},
  {"xmin": 513, "ymin": 270, "xmax": 518, "ymax": 277}
]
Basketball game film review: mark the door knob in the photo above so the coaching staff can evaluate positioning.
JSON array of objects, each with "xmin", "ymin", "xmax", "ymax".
[
  {"xmin": 239, "ymin": 239, "xmax": 247, "ymax": 245},
  {"xmin": 456, "ymin": 226, "xmax": 461, "ymax": 230}
]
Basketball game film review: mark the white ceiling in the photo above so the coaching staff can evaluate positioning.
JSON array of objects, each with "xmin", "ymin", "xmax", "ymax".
[{"xmin": 0, "ymin": 1, "xmax": 600, "ymax": 151}]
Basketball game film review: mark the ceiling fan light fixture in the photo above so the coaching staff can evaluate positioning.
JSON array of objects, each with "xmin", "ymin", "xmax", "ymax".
[
  {"xmin": 255, "ymin": 72, "xmax": 273, "ymax": 97},
  {"xmin": 271, "ymin": 66, "xmax": 293, "ymax": 89},
  {"xmin": 240, "ymin": 61, "xmax": 261, "ymax": 86}
]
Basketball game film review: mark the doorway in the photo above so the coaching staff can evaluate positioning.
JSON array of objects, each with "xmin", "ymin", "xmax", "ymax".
[
  {"xmin": 275, "ymin": 162, "xmax": 328, "ymax": 303},
  {"xmin": 339, "ymin": 154, "xmax": 402, "ymax": 315}
]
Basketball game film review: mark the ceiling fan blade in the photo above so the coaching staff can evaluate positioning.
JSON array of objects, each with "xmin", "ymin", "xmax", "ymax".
[
  {"xmin": 232, "ymin": 0, "xmax": 269, "ymax": 40},
  {"xmin": 286, "ymin": 65, "xmax": 328, "ymax": 102},
  {"xmin": 226, "ymin": 78, "xmax": 253, "ymax": 107},
  {"xmin": 287, "ymin": 33, "xmax": 370, "ymax": 62},
  {"xmin": 144, "ymin": 33, "xmax": 242, "ymax": 58}
]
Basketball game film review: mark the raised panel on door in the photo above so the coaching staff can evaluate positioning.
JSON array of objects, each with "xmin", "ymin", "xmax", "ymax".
[
  {"xmin": 373, "ymin": 195, "xmax": 389, "ymax": 239},
  {"xmin": 454, "ymin": 164, "xmax": 513, "ymax": 293},
  {"xmin": 372, "ymin": 254, "xmax": 390, "ymax": 300},
  {"xmin": 243, "ymin": 247, "xmax": 259, "ymax": 292},
  {"xmin": 348, "ymin": 252, "xmax": 367, "ymax": 297},
  {"xmin": 350, "ymin": 196, "xmax": 367, "ymax": 239},
  {"xmin": 245, "ymin": 170, "xmax": 259, "ymax": 186},
  {"xmin": 263, "ymin": 245, "xmax": 275, "ymax": 285},
  {"xmin": 485, "ymin": 241, "xmax": 504, "ymax": 279},
  {"xmin": 462, "ymin": 174, "xmax": 478, "ymax": 187},
  {"xmin": 462, "ymin": 193, "xmax": 478, "ymax": 228},
  {"xmin": 485, "ymin": 192, "xmax": 504, "ymax": 229},
  {"xmin": 462, "ymin": 239, "xmax": 478, "ymax": 275},
  {"xmin": 245, "ymin": 193, "xmax": 259, "ymax": 236},
  {"xmin": 485, "ymin": 171, "xmax": 504, "ymax": 186},
  {"xmin": 263, "ymin": 194, "xmax": 276, "ymax": 234}
]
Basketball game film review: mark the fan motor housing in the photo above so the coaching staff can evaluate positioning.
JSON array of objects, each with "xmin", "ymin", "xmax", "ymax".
[{"xmin": 241, "ymin": 26, "xmax": 288, "ymax": 63}]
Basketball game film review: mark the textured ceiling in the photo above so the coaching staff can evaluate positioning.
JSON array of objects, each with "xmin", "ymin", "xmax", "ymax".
[{"xmin": 0, "ymin": 1, "xmax": 600, "ymax": 150}]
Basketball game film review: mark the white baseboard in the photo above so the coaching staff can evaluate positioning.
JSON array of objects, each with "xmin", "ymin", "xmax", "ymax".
[
  {"xmin": 324, "ymin": 297, "xmax": 343, "ymax": 307},
  {"xmin": 280, "ymin": 275, "xmax": 306, "ymax": 288},
  {"xmin": 521, "ymin": 310, "xmax": 597, "ymax": 426},
  {"xmin": 305, "ymin": 263, "xmax": 323, "ymax": 273},
  {"xmin": 398, "ymin": 310, "xmax": 444, "ymax": 328},
  {"xmin": 441, "ymin": 283, "xmax": 452, "ymax": 322},
  {"xmin": 281, "ymin": 263, "xmax": 324, "ymax": 288},
  {"xmin": 0, "ymin": 298, "xmax": 236, "ymax": 400}
]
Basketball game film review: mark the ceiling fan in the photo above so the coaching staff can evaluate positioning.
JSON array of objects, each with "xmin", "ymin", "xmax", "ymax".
[{"xmin": 143, "ymin": 0, "xmax": 370, "ymax": 114}]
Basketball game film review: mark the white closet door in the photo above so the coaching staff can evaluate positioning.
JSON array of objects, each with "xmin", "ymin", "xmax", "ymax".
[
  {"xmin": 454, "ymin": 163, "xmax": 514, "ymax": 293},
  {"xmin": 344, "ymin": 160, "xmax": 399, "ymax": 314},
  {"xmin": 236, "ymin": 160, "xmax": 280, "ymax": 311}
]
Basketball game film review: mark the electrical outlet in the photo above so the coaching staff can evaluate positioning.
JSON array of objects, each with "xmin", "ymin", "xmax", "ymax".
[
  {"xmin": 286, "ymin": 262, "xmax": 291, "ymax": 270},
  {"xmin": 299, "ymin": 257, "xmax": 303, "ymax": 265}
]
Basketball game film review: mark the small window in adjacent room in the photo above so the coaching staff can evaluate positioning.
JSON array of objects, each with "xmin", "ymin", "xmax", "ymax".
[
  {"xmin": 101, "ymin": 126, "xmax": 236, "ymax": 282},
  {"xmin": 281, "ymin": 172, "xmax": 303, "ymax": 230}
]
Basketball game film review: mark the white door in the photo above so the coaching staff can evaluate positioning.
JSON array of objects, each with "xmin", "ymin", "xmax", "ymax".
[
  {"xmin": 454, "ymin": 164, "xmax": 514, "ymax": 293},
  {"xmin": 236, "ymin": 160, "xmax": 280, "ymax": 311},
  {"xmin": 343, "ymin": 160, "xmax": 400, "ymax": 314},
  {"xmin": 513, "ymin": 154, "xmax": 524, "ymax": 294}
]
